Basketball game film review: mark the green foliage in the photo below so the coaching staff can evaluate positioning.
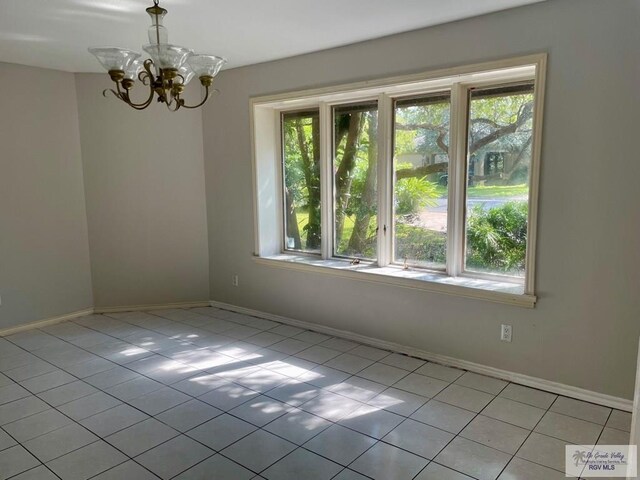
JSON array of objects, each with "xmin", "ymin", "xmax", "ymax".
[
  {"xmin": 468, "ymin": 92, "xmax": 533, "ymax": 157},
  {"xmin": 337, "ymin": 215, "xmax": 378, "ymax": 258},
  {"xmin": 339, "ymin": 115, "xmax": 376, "ymax": 219},
  {"xmin": 432, "ymin": 184, "xmax": 529, "ymax": 199},
  {"xmin": 394, "ymin": 177, "xmax": 439, "ymax": 215},
  {"xmin": 395, "ymin": 224, "xmax": 446, "ymax": 265},
  {"xmin": 466, "ymin": 201, "xmax": 528, "ymax": 273},
  {"xmin": 283, "ymin": 115, "xmax": 321, "ymax": 250},
  {"xmin": 282, "ymin": 118, "xmax": 310, "ymax": 206},
  {"xmin": 469, "ymin": 93, "xmax": 532, "ymax": 126},
  {"xmin": 284, "ymin": 90, "xmax": 533, "ymax": 270},
  {"xmin": 466, "ymin": 184, "xmax": 528, "ymax": 198},
  {"xmin": 394, "ymin": 100, "xmax": 450, "ymax": 157}
]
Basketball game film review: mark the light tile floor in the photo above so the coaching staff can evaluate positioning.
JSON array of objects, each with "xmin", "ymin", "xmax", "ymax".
[{"xmin": 0, "ymin": 307, "xmax": 632, "ymax": 480}]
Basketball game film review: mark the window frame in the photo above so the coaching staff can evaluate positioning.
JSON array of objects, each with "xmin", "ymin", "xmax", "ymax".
[
  {"xmin": 280, "ymin": 108, "xmax": 322, "ymax": 256},
  {"xmin": 390, "ymin": 89, "xmax": 453, "ymax": 273},
  {"xmin": 330, "ymin": 99, "xmax": 380, "ymax": 262},
  {"xmin": 252, "ymin": 54, "xmax": 546, "ymax": 304},
  {"xmin": 460, "ymin": 80, "xmax": 537, "ymax": 282}
]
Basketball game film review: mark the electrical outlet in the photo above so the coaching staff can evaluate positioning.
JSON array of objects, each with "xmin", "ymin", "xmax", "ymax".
[
  {"xmin": 500, "ymin": 324, "xmax": 512, "ymax": 342},
  {"xmin": 232, "ymin": 275, "xmax": 239, "ymax": 287}
]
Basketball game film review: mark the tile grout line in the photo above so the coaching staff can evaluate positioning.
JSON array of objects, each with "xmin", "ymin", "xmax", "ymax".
[
  {"xmin": 1, "ymin": 312, "xmax": 241, "ymax": 477},
  {"xmin": 1, "ymin": 310, "xmax": 346, "ymax": 477},
  {"xmin": 0, "ymin": 316, "xmax": 548, "ymax": 478},
  {"xmin": 496, "ymin": 389, "xmax": 572, "ymax": 477},
  {"xmin": 0, "ymin": 307, "xmax": 625, "ymax": 480},
  {"xmin": 90, "ymin": 311, "xmax": 345, "ymax": 477},
  {"xmin": 1, "ymin": 427, "xmax": 64, "ymax": 480},
  {"xmin": 407, "ymin": 381, "xmax": 514, "ymax": 480},
  {"xmin": 576, "ymin": 409, "xmax": 613, "ymax": 480}
]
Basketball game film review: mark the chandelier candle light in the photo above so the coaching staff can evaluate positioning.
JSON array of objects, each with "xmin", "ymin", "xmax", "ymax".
[{"xmin": 88, "ymin": 0, "xmax": 226, "ymax": 111}]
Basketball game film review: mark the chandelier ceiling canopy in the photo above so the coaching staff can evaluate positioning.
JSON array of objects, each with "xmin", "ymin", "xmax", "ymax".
[{"xmin": 88, "ymin": 0, "xmax": 226, "ymax": 111}]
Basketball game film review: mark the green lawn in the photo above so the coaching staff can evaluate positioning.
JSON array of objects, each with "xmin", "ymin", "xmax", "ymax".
[
  {"xmin": 435, "ymin": 183, "xmax": 528, "ymax": 198},
  {"xmin": 293, "ymin": 212, "xmax": 363, "ymax": 252},
  {"xmin": 294, "ymin": 212, "xmax": 357, "ymax": 243}
]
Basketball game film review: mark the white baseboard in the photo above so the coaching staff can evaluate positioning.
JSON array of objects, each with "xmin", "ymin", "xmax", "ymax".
[
  {"xmin": 3, "ymin": 299, "xmax": 631, "ymax": 412},
  {"xmin": 94, "ymin": 301, "xmax": 210, "ymax": 314},
  {"xmin": 0, "ymin": 307, "xmax": 95, "ymax": 337},
  {"xmin": 210, "ymin": 300, "xmax": 634, "ymax": 412},
  {"xmin": 0, "ymin": 301, "xmax": 210, "ymax": 336}
]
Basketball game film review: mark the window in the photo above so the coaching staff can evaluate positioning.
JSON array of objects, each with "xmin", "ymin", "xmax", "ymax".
[
  {"xmin": 464, "ymin": 83, "xmax": 534, "ymax": 278},
  {"xmin": 393, "ymin": 93, "xmax": 451, "ymax": 270},
  {"xmin": 254, "ymin": 55, "xmax": 545, "ymax": 305},
  {"xmin": 333, "ymin": 102, "xmax": 378, "ymax": 260},
  {"xmin": 282, "ymin": 110, "xmax": 321, "ymax": 253}
]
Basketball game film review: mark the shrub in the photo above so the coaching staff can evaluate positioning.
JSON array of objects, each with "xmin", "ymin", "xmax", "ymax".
[
  {"xmin": 466, "ymin": 201, "xmax": 527, "ymax": 273},
  {"xmin": 394, "ymin": 177, "xmax": 439, "ymax": 215},
  {"xmin": 395, "ymin": 224, "xmax": 446, "ymax": 265}
]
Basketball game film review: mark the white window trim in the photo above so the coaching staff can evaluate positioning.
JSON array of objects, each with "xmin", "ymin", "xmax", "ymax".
[{"xmin": 250, "ymin": 54, "xmax": 547, "ymax": 308}]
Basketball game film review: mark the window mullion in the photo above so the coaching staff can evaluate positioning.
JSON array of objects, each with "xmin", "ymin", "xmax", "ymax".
[
  {"xmin": 319, "ymin": 102, "xmax": 333, "ymax": 260},
  {"xmin": 377, "ymin": 93, "xmax": 393, "ymax": 267},
  {"xmin": 447, "ymin": 83, "xmax": 469, "ymax": 277}
]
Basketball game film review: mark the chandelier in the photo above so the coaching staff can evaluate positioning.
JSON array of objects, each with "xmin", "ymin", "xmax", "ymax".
[{"xmin": 88, "ymin": 0, "xmax": 226, "ymax": 111}]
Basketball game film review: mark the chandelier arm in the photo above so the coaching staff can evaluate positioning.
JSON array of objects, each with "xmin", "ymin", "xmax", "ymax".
[
  {"xmin": 103, "ymin": 80, "xmax": 130, "ymax": 102},
  {"xmin": 102, "ymin": 88, "xmax": 122, "ymax": 100},
  {"xmin": 180, "ymin": 86, "xmax": 216, "ymax": 109},
  {"xmin": 143, "ymin": 59, "xmax": 155, "ymax": 77},
  {"xmin": 113, "ymin": 65, "xmax": 156, "ymax": 109},
  {"xmin": 126, "ymin": 96, "xmax": 157, "ymax": 110},
  {"xmin": 102, "ymin": 78, "xmax": 153, "ymax": 110},
  {"xmin": 165, "ymin": 97, "xmax": 181, "ymax": 111},
  {"xmin": 122, "ymin": 83, "xmax": 155, "ymax": 109},
  {"xmin": 114, "ymin": 80, "xmax": 127, "ymax": 99},
  {"xmin": 137, "ymin": 60, "xmax": 156, "ymax": 91},
  {"xmin": 139, "ymin": 71, "xmax": 152, "ymax": 86}
]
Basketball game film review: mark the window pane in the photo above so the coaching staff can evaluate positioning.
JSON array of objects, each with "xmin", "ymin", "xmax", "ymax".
[
  {"xmin": 282, "ymin": 110, "xmax": 321, "ymax": 253},
  {"xmin": 393, "ymin": 93, "xmax": 450, "ymax": 269},
  {"xmin": 465, "ymin": 83, "xmax": 535, "ymax": 277},
  {"xmin": 333, "ymin": 103, "xmax": 378, "ymax": 259}
]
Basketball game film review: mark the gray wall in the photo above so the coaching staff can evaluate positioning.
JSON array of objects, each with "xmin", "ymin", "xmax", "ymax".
[
  {"xmin": 203, "ymin": 0, "xmax": 640, "ymax": 399},
  {"xmin": 0, "ymin": 63, "xmax": 93, "ymax": 329},
  {"xmin": 74, "ymin": 75, "xmax": 210, "ymax": 308}
]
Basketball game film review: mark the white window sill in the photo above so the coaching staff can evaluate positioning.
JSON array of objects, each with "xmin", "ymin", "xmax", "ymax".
[{"xmin": 253, "ymin": 254, "xmax": 536, "ymax": 308}]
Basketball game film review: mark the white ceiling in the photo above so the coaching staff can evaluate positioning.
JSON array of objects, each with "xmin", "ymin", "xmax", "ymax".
[{"xmin": 0, "ymin": 0, "xmax": 545, "ymax": 73}]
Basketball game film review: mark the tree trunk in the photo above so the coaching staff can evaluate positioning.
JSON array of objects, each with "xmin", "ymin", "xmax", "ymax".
[
  {"xmin": 395, "ymin": 162, "xmax": 447, "ymax": 180},
  {"xmin": 284, "ymin": 186, "xmax": 301, "ymax": 249},
  {"xmin": 334, "ymin": 112, "xmax": 362, "ymax": 244},
  {"xmin": 348, "ymin": 113, "xmax": 377, "ymax": 255},
  {"xmin": 294, "ymin": 116, "xmax": 321, "ymax": 250}
]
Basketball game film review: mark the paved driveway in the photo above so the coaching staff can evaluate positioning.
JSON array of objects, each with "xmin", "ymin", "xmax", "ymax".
[{"xmin": 414, "ymin": 196, "xmax": 527, "ymax": 232}]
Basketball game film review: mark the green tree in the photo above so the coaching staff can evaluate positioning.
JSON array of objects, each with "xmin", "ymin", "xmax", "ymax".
[
  {"xmin": 347, "ymin": 112, "xmax": 377, "ymax": 255},
  {"xmin": 285, "ymin": 89, "xmax": 534, "ymax": 268},
  {"xmin": 282, "ymin": 113, "xmax": 320, "ymax": 250}
]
